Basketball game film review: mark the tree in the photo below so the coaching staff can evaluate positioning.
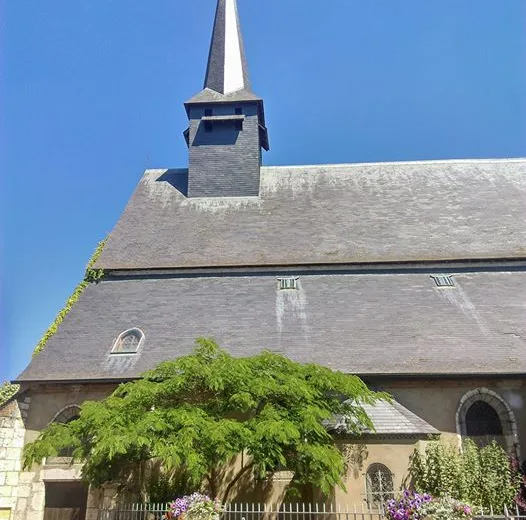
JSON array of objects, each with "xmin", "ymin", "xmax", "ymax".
[{"xmin": 24, "ymin": 339, "xmax": 385, "ymax": 501}]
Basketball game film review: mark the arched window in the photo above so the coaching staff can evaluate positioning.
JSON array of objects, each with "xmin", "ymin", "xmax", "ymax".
[
  {"xmin": 52, "ymin": 405, "xmax": 81, "ymax": 425},
  {"xmin": 365, "ymin": 463, "xmax": 394, "ymax": 511},
  {"xmin": 465, "ymin": 401, "xmax": 504, "ymax": 441},
  {"xmin": 111, "ymin": 328, "xmax": 144, "ymax": 354},
  {"xmin": 50, "ymin": 405, "xmax": 81, "ymax": 458},
  {"xmin": 456, "ymin": 388, "xmax": 519, "ymax": 455}
]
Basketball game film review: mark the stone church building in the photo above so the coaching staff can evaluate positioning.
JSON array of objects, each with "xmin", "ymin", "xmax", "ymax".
[{"xmin": 1, "ymin": 0, "xmax": 526, "ymax": 518}]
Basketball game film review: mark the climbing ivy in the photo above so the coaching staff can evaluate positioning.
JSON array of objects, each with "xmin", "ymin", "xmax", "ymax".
[
  {"xmin": 0, "ymin": 381, "xmax": 20, "ymax": 407},
  {"xmin": 33, "ymin": 239, "xmax": 106, "ymax": 357}
]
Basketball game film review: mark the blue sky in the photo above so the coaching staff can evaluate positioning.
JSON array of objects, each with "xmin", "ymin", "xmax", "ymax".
[{"xmin": 1, "ymin": 0, "xmax": 525, "ymax": 383}]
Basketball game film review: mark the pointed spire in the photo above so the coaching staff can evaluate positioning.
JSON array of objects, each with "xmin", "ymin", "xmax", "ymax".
[{"xmin": 204, "ymin": 0, "xmax": 252, "ymax": 95}]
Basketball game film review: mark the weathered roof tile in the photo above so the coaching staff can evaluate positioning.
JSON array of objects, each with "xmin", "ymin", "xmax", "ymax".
[
  {"xmin": 94, "ymin": 159, "xmax": 526, "ymax": 270},
  {"xmin": 16, "ymin": 270, "xmax": 526, "ymax": 382}
]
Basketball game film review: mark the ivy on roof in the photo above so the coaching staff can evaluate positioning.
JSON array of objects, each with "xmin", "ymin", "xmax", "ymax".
[
  {"xmin": 33, "ymin": 239, "xmax": 106, "ymax": 357},
  {"xmin": 0, "ymin": 382, "xmax": 19, "ymax": 407}
]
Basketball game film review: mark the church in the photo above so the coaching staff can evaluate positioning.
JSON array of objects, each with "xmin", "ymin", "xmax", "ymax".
[{"xmin": 1, "ymin": 0, "xmax": 526, "ymax": 519}]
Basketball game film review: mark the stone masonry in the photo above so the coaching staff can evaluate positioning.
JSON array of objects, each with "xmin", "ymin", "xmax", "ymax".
[{"xmin": 0, "ymin": 397, "xmax": 27, "ymax": 520}]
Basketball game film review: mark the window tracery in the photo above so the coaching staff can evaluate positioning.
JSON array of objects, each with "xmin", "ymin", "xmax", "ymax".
[
  {"xmin": 111, "ymin": 328, "xmax": 144, "ymax": 354},
  {"xmin": 365, "ymin": 463, "xmax": 394, "ymax": 511}
]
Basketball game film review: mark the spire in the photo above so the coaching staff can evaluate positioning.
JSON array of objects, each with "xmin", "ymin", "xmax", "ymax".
[
  {"xmin": 204, "ymin": 0, "xmax": 252, "ymax": 96},
  {"xmin": 183, "ymin": 0, "xmax": 269, "ymax": 198}
]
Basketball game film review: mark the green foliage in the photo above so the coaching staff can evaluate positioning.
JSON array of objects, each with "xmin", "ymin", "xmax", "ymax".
[
  {"xmin": 419, "ymin": 495, "xmax": 473, "ymax": 520},
  {"xmin": 410, "ymin": 439, "xmax": 520, "ymax": 512},
  {"xmin": 33, "ymin": 239, "xmax": 106, "ymax": 357},
  {"xmin": 24, "ymin": 339, "xmax": 386, "ymax": 500},
  {"xmin": 0, "ymin": 381, "xmax": 20, "ymax": 407},
  {"xmin": 146, "ymin": 470, "xmax": 193, "ymax": 503}
]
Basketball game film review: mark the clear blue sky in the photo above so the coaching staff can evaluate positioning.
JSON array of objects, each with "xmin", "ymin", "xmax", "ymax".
[{"xmin": 1, "ymin": 0, "xmax": 525, "ymax": 383}]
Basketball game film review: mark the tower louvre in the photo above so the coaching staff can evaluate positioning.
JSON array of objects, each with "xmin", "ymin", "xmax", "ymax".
[{"xmin": 184, "ymin": 0, "xmax": 269, "ymax": 198}]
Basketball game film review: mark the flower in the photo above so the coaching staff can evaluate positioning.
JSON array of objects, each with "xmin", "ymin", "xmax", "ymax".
[
  {"xmin": 164, "ymin": 493, "xmax": 224, "ymax": 520},
  {"xmin": 385, "ymin": 490, "xmax": 438, "ymax": 520}
]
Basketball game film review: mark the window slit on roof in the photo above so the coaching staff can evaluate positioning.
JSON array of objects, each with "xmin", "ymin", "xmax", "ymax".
[
  {"xmin": 431, "ymin": 275, "xmax": 455, "ymax": 288},
  {"xmin": 111, "ymin": 328, "xmax": 145, "ymax": 354},
  {"xmin": 278, "ymin": 277, "xmax": 299, "ymax": 290}
]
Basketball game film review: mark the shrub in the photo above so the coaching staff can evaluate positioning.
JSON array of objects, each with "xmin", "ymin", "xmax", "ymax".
[
  {"xmin": 409, "ymin": 439, "xmax": 520, "ymax": 513},
  {"xmin": 419, "ymin": 495, "xmax": 473, "ymax": 520}
]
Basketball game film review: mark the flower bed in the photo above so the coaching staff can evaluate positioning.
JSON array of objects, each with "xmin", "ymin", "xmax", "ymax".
[{"xmin": 386, "ymin": 490, "xmax": 472, "ymax": 520}]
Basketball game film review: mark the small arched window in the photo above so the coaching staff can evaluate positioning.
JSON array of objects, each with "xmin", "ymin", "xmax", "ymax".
[
  {"xmin": 111, "ymin": 328, "xmax": 144, "ymax": 354},
  {"xmin": 365, "ymin": 463, "xmax": 394, "ymax": 511},
  {"xmin": 50, "ymin": 405, "xmax": 81, "ymax": 458},
  {"xmin": 52, "ymin": 405, "xmax": 81, "ymax": 425}
]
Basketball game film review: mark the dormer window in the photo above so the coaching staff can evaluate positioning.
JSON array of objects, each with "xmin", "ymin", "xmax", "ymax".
[
  {"xmin": 278, "ymin": 277, "xmax": 299, "ymax": 290},
  {"xmin": 431, "ymin": 275, "xmax": 455, "ymax": 288},
  {"xmin": 111, "ymin": 328, "xmax": 144, "ymax": 354}
]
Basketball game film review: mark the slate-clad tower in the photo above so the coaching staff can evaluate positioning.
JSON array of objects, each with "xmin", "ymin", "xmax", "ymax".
[{"xmin": 184, "ymin": 0, "xmax": 269, "ymax": 198}]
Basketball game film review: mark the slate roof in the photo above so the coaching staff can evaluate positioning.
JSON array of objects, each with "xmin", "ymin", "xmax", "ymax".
[
  {"xmin": 94, "ymin": 158, "xmax": 526, "ymax": 270},
  {"xmin": 185, "ymin": 0, "xmax": 259, "ymax": 105},
  {"xmin": 328, "ymin": 400, "xmax": 439, "ymax": 436},
  {"xmin": 186, "ymin": 87, "xmax": 261, "ymax": 105},
  {"xmin": 16, "ymin": 270, "xmax": 526, "ymax": 382},
  {"xmin": 201, "ymin": 0, "xmax": 251, "ymax": 97}
]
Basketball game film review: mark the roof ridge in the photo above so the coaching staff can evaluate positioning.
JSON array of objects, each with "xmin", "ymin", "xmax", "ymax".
[
  {"xmin": 261, "ymin": 157, "xmax": 526, "ymax": 170},
  {"xmin": 144, "ymin": 158, "xmax": 526, "ymax": 175}
]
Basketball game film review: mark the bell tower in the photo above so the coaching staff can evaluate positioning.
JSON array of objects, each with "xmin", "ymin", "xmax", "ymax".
[{"xmin": 184, "ymin": 0, "xmax": 269, "ymax": 198}]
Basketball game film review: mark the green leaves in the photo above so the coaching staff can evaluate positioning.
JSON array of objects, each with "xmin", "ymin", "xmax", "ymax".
[
  {"xmin": 0, "ymin": 381, "xmax": 19, "ymax": 407},
  {"xmin": 24, "ymin": 339, "xmax": 384, "ymax": 500},
  {"xmin": 410, "ymin": 439, "xmax": 520, "ymax": 512}
]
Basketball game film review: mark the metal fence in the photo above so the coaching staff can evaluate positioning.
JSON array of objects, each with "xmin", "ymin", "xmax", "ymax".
[{"xmin": 97, "ymin": 502, "xmax": 526, "ymax": 520}]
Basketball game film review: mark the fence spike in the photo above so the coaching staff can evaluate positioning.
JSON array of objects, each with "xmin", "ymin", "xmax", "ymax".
[{"xmin": 98, "ymin": 501, "xmax": 455, "ymax": 520}]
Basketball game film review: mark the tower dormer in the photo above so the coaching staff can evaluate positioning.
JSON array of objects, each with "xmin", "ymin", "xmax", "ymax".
[{"xmin": 184, "ymin": 0, "xmax": 269, "ymax": 198}]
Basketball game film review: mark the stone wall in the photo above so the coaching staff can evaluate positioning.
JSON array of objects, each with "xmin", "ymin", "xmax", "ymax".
[
  {"xmin": 4, "ymin": 378, "xmax": 526, "ymax": 517},
  {"xmin": 0, "ymin": 396, "xmax": 28, "ymax": 520},
  {"xmin": 10, "ymin": 383, "xmax": 118, "ymax": 520}
]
